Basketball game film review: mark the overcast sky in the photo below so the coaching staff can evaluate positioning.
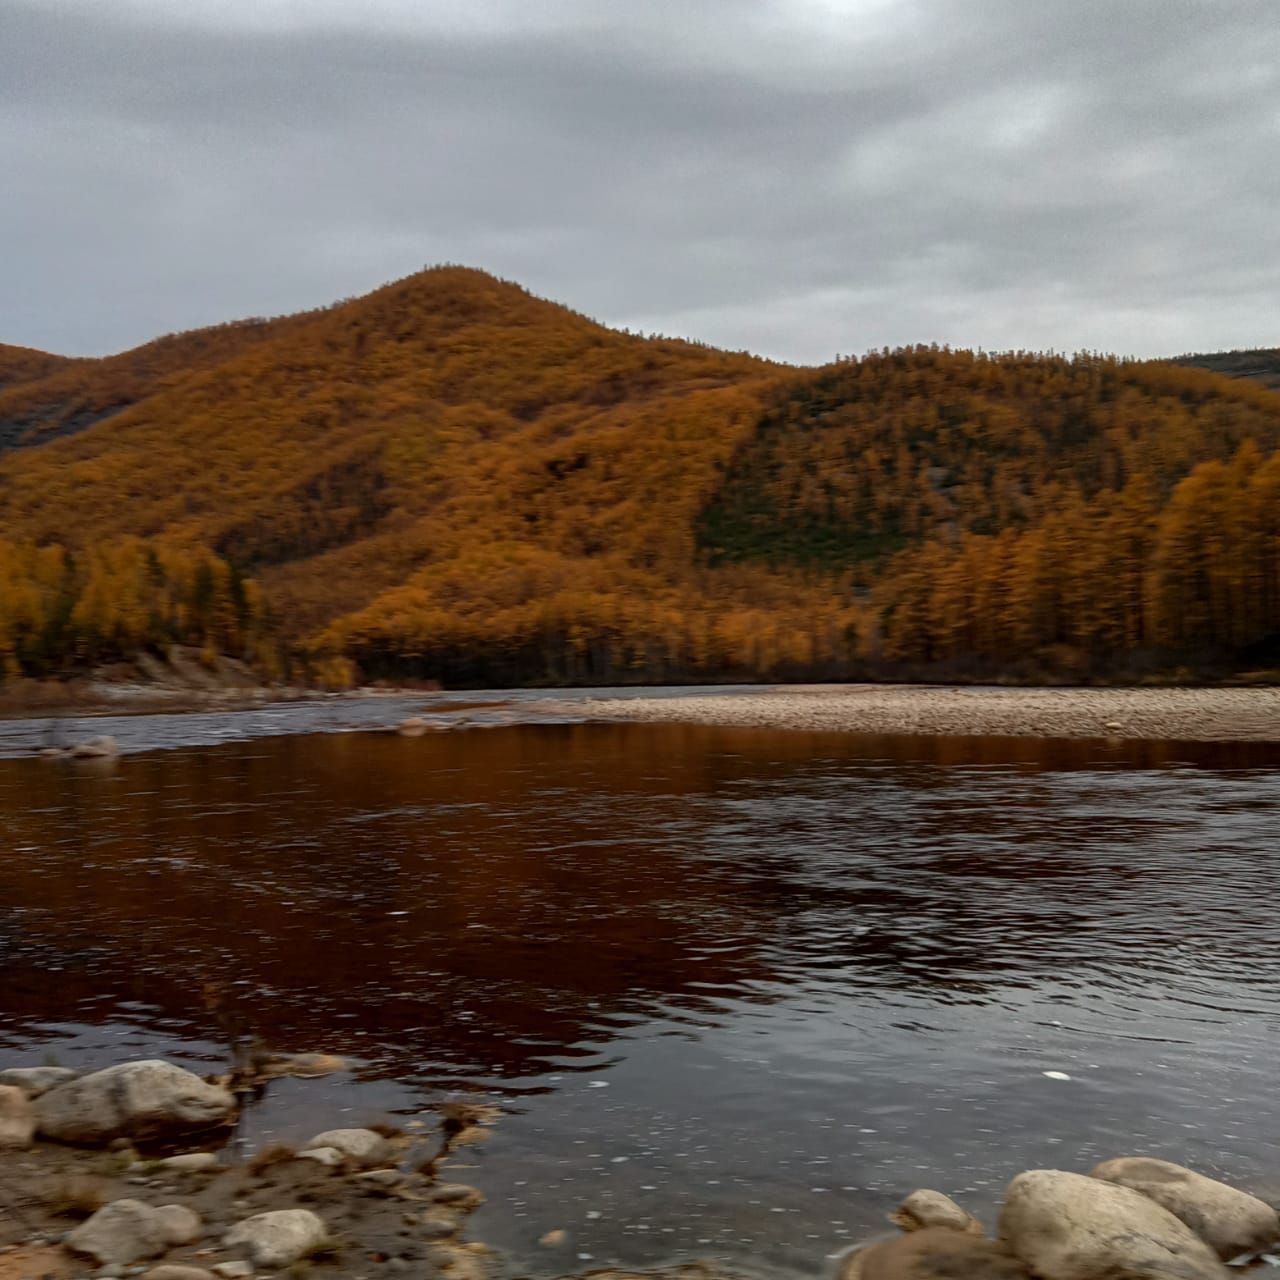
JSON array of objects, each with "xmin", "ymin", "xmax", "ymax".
[{"xmin": 3, "ymin": 0, "xmax": 1278, "ymax": 363}]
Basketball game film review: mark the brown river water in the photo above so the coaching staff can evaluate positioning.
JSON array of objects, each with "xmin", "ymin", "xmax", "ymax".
[{"xmin": 2, "ymin": 692, "xmax": 1280, "ymax": 1277}]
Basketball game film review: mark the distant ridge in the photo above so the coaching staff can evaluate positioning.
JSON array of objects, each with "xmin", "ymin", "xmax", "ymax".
[{"xmin": 1171, "ymin": 348, "xmax": 1280, "ymax": 392}]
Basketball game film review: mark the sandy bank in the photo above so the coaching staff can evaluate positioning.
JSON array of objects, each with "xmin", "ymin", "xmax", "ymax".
[{"xmin": 579, "ymin": 684, "xmax": 1280, "ymax": 742}]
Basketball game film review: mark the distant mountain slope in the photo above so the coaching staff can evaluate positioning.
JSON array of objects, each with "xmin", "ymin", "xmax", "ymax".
[
  {"xmin": 0, "ymin": 313, "xmax": 317, "ymax": 452},
  {"xmin": 2, "ymin": 270, "xmax": 1279, "ymax": 685},
  {"xmin": 1172, "ymin": 349, "xmax": 1280, "ymax": 392}
]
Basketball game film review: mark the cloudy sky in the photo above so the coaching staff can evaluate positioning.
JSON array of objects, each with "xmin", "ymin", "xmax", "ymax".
[{"xmin": 3, "ymin": 0, "xmax": 1278, "ymax": 362}]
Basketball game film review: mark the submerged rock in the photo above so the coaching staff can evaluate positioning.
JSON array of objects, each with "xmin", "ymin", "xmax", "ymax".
[
  {"xmin": 999, "ymin": 1169, "xmax": 1230, "ymax": 1280},
  {"xmin": 430, "ymin": 1183, "xmax": 484, "ymax": 1210},
  {"xmin": 0, "ymin": 1066, "xmax": 79, "ymax": 1096},
  {"xmin": 258, "ymin": 1052, "xmax": 346, "ymax": 1080},
  {"xmin": 0, "ymin": 1083, "xmax": 36, "ymax": 1148},
  {"xmin": 34, "ymin": 1059, "xmax": 236, "ymax": 1144},
  {"xmin": 69, "ymin": 735, "xmax": 119, "ymax": 759},
  {"xmin": 426, "ymin": 1241, "xmax": 494, "ymax": 1280},
  {"xmin": 224, "ymin": 1208, "xmax": 328, "ymax": 1268},
  {"xmin": 66, "ymin": 1199, "xmax": 200, "ymax": 1265},
  {"xmin": 890, "ymin": 1189, "xmax": 984, "ymax": 1235},
  {"xmin": 1091, "ymin": 1157, "xmax": 1280, "ymax": 1260},
  {"xmin": 841, "ymin": 1230, "xmax": 1027, "ymax": 1280}
]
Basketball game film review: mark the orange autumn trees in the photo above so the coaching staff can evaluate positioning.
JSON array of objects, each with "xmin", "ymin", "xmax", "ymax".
[
  {"xmin": 871, "ymin": 446, "xmax": 1280, "ymax": 676},
  {"xmin": 0, "ymin": 538, "xmax": 268, "ymax": 679},
  {"xmin": 1, "ymin": 268, "xmax": 1279, "ymax": 685}
]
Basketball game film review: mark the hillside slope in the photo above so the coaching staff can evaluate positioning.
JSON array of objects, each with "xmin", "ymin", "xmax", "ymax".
[{"xmin": 2, "ymin": 271, "xmax": 1279, "ymax": 685}]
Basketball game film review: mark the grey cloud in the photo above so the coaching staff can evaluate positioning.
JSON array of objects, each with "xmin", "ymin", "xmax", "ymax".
[{"xmin": 2, "ymin": 0, "xmax": 1278, "ymax": 360}]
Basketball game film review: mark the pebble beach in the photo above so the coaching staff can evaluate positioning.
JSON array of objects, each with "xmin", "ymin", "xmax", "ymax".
[{"xmin": 581, "ymin": 685, "xmax": 1280, "ymax": 742}]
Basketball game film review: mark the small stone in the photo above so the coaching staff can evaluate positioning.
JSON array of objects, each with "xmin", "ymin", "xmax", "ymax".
[
  {"xmin": 159, "ymin": 1153, "xmax": 220, "ymax": 1173},
  {"xmin": 539, "ymin": 1230, "xmax": 568, "ymax": 1247},
  {"xmin": 212, "ymin": 1263, "xmax": 253, "ymax": 1279},
  {"xmin": 142, "ymin": 1267, "xmax": 217, "ymax": 1280},
  {"xmin": 426, "ymin": 1243, "xmax": 491, "ymax": 1280},
  {"xmin": 0, "ymin": 1066, "xmax": 78, "ymax": 1097},
  {"xmin": 259, "ymin": 1053, "xmax": 346, "ymax": 1080},
  {"xmin": 98, "ymin": 1265, "xmax": 126, "ymax": 1278},
  {"xmin": 153, "ymin": 1204, "xmax": 202, "ymax": 1246},
  {"xmin": 302, "ymin": 1128, "xmax": 390, "ymax": 1166},
  {"xmin": 430, "ymin": 1184, "xmax": 483, "ymax": 1210},
  {"xmin": 891, "ymin": 1189, "xmax": 983, "ymax": 1236},
  {"xmin": 387, "ymin": 1261, "xmax": 410, "ymax": 1274},
  {"xmin": 419, "ymin": 1210, "xmax": 461, "ymax": 1241},
  {"xmin": 0, "ymin": 1084, "xmax": 36, "ymax": 1148},
  {"xmin": 224, "ymin": 1209, "xmax": 327, "ymax": 1269},
  {"xmin": 354, "ymin": 1169, "xmax": 402, "ymax": 1189}
]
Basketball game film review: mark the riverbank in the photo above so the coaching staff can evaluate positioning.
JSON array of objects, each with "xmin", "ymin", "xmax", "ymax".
[
  {"xmin": 578, "ymin": 684, "xmax": 1280, "ymax": 742},
  {"xmin": 6, "ymin": 1058, "xmax": 1280, "ymax": 1280}
]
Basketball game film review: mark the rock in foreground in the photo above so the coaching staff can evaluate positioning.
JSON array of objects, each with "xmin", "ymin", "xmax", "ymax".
[
  {"xmin": 890, "ymin": 1188, "xmax": 983, "ymax": 1235},
  {"xmin": 66, "ymin": 1199, "xmax": 201, "ymax": 1265},
  {"xmin": 999, "ymin": 1169, "xmax": 1230, "ymax": 1280},
  {"xmin": 34, "ymin": 1059, "xmax": 236, "ymax": 1144},
  {"xmin": 0, "ymin": 1084, "xmax": 36, "ymax": 1148},
  {"xmin": 843, "ymin": 1228, "xmax": 1028, "ymax": 1280},
  {"xmin": 224, "ymin": 1209, "xmax": 327, "ymax": 1268},
  {"xmin": 1091, "ymin": 1156, "xmax": 1280, "ymax": 1260}
]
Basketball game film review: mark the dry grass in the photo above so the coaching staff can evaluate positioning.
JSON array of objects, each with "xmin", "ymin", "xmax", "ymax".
[{"xmin": 246, "ymin": 1142, "xmax": 297, "ymax": 1174}]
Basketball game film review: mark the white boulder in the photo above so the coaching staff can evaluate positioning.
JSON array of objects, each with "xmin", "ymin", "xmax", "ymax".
[
  {"xmin": 66, "ymin": 1199, "xmax": 198, "ymax": 1265},
  {"xmin": 224, "ymin": 1209, "xmax": 328, "ymax": 1269},
  {"xmin": 1091, "ymin": 1157, "xmax": 1280, "ymax": 1260},
  {"xmin": 301, "ymin": 1127, "xmax": 390, "ymax": 1165},
  {"xmin": 34, "ymin": 1059, "xmax": 235, "ymax": 1144},
  {"xmin": 999, "ymin": 1169, "xmax": 1229, "ymax": 1280}
]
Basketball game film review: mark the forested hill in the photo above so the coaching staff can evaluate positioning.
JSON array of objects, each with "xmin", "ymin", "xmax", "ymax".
[{"xmin": 1, "ymin": 267, "xmax": 1278, "ymax": 686}]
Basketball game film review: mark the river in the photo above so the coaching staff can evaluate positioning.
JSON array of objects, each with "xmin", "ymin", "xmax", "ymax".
[{"xmin": 2, "ymin": 694, "xmax": 1279, "ymax": 1277}]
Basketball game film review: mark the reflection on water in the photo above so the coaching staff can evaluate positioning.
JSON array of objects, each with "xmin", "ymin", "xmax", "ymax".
[{"xmin": 2, "ymin": 720, "xmax": 1280, "ymax": 1277}]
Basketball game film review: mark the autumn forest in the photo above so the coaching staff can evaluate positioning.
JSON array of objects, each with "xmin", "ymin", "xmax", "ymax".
[{"xmin": 1, "ymin": 267, "xmax": 1278, "ymax": 687}]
